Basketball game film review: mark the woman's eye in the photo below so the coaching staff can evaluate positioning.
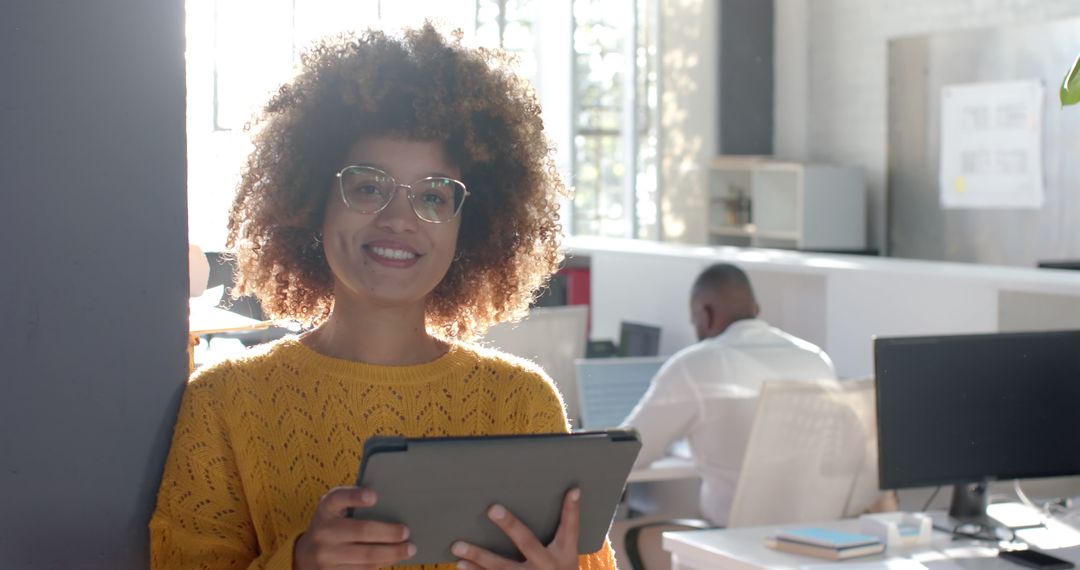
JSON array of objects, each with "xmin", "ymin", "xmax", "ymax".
[
  {"xmin": 421, "ymin": 192, "xmax": 446, "ymax": 205},
  {"xmin": 357, "ymin": 184, "xmax": 381, "ymax": 195}
]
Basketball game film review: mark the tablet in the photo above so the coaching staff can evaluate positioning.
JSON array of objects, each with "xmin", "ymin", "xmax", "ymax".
[{"xmin": 351, "ymin": 429, "xmax": 641, "ymax": 565}]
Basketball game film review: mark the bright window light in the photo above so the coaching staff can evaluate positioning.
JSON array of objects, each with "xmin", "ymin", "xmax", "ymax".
[{"xmin": 186, "ymin": 0, "xmax": 654, "ymax": 250}]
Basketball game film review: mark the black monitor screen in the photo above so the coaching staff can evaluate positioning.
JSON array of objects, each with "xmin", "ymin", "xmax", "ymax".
[
  {"xmin": 619, "ymin": 322, "xmax": 661, "ymax": 357},
  {"xmin": 875, "ymin": 330, "xmax": 1080, "ymax": 490}
]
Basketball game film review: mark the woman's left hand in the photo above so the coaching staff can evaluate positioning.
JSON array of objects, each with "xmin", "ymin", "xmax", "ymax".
[{"xmin": 452, "ymin": 487, "xmax": 581, "ymax": 570}]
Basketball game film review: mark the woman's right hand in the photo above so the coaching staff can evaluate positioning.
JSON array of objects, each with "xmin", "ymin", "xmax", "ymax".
[{"xmin": 294, "ymin": 486, "xmax": 415, "ymax": 569}]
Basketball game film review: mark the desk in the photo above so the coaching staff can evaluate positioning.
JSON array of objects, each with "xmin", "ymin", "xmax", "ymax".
[
  {"xmin": 189, "ymin": 305, "xmax": 274, "ymax": 372},
  {"xmin": 662, "ymin": 514, "xmax": 1080, "ymax": 569},
  {"xmin": 628, "ymin": 456, "xmax": 699, "ymax": 484}
]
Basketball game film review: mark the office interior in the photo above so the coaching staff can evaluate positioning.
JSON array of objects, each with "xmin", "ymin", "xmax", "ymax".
[{"xmin": 5, "ymin": 1, "xmax": 1080, "ymax": 568}]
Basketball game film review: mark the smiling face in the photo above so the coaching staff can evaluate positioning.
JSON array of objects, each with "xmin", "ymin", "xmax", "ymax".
[{"xmin": 321, "ymin": 136, "xmax": 462, "ymax": 313}]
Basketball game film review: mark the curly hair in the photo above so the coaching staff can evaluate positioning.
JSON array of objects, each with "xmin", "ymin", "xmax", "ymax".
[{"xmin": 226, "ymin": 23, "xmax": 567, "ymax": 339}]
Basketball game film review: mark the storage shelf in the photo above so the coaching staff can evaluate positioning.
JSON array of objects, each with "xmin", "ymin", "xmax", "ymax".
[
  {"xmin": 709, "ymin": 226, "xmax": 755, "ymax": 237},
  {"xmin": 756, "ymin": 230, "xmax": 799, "ymax": 240},
  {"xmin": 706, "ymin": 158, "xmax": 866, "ymax": 251}
]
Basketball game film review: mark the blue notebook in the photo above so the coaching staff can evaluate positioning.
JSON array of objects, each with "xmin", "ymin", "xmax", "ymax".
[{"xmin": 776, "ymin": 528, "xmax": 882, "ymax": 549}]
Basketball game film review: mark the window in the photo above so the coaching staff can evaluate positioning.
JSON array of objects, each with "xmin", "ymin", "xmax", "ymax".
[
  {"xmin": 186, "ymin": 1, "xmax": 656, "ymax": 249},
  {"xmin": 571, "ymin": 0, "xmax": 658, "ymax": 239}
]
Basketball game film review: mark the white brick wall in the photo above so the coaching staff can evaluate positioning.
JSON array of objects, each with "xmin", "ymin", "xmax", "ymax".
[{"xmin": 775, "ymin": 0, "xmax": 1080, "ymax": 253}]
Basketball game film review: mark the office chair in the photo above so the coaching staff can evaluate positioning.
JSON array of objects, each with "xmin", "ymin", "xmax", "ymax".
[
  {"xmin": 623, "ymin": 518, "xmax": 713, "ymax": 570},
  {"xmin": 198, "ymin": 251, "xmax": 292, "ymax": 348},
  {"xmin": 620, "ymin": 378, "xmax": 882, "ymax": 570},
  {"xmin": 726, "ymin": 377, "xmax": 880, "ymax": 527},
  {"xmin": 481, "ymin": 305, "xmax": 590, "ymax": 425},
  {"xmin": 204, "ymin": 251, "xmax": 267, "ymax": 321}
]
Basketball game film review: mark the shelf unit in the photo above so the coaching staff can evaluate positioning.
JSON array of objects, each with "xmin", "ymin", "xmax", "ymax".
[{"xmin": 707, "ymin": 157, "xmax": 866, "ymax": 251}]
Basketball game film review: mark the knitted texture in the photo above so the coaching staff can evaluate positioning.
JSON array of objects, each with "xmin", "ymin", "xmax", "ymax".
[{"xmin": 150, "ymin": 338, "xmax": 617, "ymax": 569}]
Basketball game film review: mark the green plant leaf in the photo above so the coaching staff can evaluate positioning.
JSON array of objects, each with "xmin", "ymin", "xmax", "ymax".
[{"xmin": 1062, "ymin": 54, "xmax": 1080, "ymax": 107}]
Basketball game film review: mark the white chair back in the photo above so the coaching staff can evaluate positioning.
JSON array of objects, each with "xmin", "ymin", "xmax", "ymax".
[
  {"xmin": 727, "ymin": 377, "xmax": 881, "ymax": 528},
  {"xmin": 482, "ymin": 306, "xmax": 590, "ymax": 425}
]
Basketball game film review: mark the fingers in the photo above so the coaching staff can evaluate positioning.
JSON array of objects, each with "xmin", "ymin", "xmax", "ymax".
[
  {"xmin": 297, "ymin": 486, "xmax": 417, "ymax": 570},
  {"xmin": 552, "ymin": 487, "xmax": 581, "ymax": 552},
  {"xmin": 485, "ymin": 503, "xmax": 551, "ymax": 563},
  {"xmin": 454, "ymin": 503, "xmax": 555, "ymax": 569},
  {"xmin": 298, "ymin": 516, "xmax": 413, "ymax": 569},
  {"xmin": 455, "ymin": 489, "xmax": 583, "ymax": 569},
  {"xmin": 316, "ymin": 517, "xmax": 411, "ymax": 544},
  {"xmin": 452, "ymin": 540, "xmax": 517, "ymax": 570},
  {"xmin": 320, "ymin": 541, "xmax": 417, "ymax": 567},
  {"xmin": 315, "ymin": 486, "xmax": 377, "ymax": 521},
  {"xmin": 302, "ymin": 542, "xmax": 415, "ymax": 569}
]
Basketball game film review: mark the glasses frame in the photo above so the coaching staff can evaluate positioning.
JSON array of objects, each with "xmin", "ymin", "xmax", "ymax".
[{"xmin": 335, "ymin": 165, "xmax": 471, "ymax": 224}]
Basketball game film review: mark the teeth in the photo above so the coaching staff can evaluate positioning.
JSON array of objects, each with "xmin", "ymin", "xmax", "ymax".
[{"xmin": 370, "ymin": 246, "xmax": 417, "ymax": 260}]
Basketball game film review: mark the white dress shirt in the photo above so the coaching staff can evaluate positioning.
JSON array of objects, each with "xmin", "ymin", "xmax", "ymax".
[{"xmin": 621, "ymin": 318, "xmax": 836, "ymax": 526}]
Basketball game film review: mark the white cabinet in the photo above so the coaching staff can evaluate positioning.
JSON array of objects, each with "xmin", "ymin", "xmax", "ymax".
[{"xmin": 707, "ymin": 157, "xmax": 866, "ymax": 251}]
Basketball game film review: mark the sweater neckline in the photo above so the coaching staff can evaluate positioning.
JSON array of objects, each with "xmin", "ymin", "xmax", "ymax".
[{"xmin": 278, "ymin": 337, "xmax": 475, "ymax": 384}]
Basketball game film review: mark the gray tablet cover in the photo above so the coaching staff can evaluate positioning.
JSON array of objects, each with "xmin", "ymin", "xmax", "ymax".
[{"xmin": 351, "ymin": 429, "xmax": 641, "ymax": 565}]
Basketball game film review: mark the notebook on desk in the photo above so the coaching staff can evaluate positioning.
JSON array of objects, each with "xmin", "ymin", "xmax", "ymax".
[
  {"xmin": 574, "ymin": 356, "xmax": 666, "ymax": 430},
  {"xmin": 765, "ymin": 528, "xmax": 884, "ymax": 560}
]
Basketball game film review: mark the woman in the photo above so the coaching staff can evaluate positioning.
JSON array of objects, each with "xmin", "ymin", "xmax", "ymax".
[{"xmin": 151, "ymin": 23, "xmax": 617, "ymax": 570}]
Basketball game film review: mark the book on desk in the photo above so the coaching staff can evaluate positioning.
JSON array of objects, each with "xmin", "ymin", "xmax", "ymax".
[{"xmin": 764, "ymin": 527, "xmax": 885, "ymax": 560}]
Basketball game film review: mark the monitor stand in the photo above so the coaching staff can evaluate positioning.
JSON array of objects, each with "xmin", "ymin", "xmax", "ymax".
[{"xmin": 949, "ymin": 480, "xmax": 994, "ymax": 526}]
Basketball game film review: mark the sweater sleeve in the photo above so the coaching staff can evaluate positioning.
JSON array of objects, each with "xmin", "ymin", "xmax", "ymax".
[
  {"xmin": 150, "ymin": 365, "xmax": 299, "ymax": 570},
  {"xmin": 523, "ymin": 369, "xmax": 573, "ymax": 435}
]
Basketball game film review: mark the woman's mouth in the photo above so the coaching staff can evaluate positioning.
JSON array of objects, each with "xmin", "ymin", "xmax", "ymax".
[
  {"xmin": 369, "ymin": 245, "xmax": 417, "ymax": 260},
  {"xmin": 364, "ymin": 243, "xmax": 420, "ymax": 267}
]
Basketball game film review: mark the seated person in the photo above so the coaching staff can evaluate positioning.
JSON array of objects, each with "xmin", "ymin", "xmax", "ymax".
[{"xmin": 621, "ymin": 263, "xmax": 836, "ymax": 527}]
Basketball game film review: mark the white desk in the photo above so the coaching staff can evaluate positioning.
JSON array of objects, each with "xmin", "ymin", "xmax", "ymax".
[
  {"xmin": 628, "ymin": 456, "xmax": 699, "ymax": 483},
  {"xmin": 662, "ymin": 515, "xmax": 1080, "ymax": 570}
]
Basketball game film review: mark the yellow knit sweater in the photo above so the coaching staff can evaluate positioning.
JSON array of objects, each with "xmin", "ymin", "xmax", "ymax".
[{"xmin": 150, "ymin": 337, "xmax": 618, "ymax": 569}]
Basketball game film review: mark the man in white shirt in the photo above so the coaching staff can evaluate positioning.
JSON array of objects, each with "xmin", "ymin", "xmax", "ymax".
[{"xmin": 621, "ymin": 263, "xmax": 836, "ymax": 527}]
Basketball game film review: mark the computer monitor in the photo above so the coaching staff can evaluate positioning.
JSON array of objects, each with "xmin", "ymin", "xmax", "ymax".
[
  {"xmin": 618, "ymin": 321, "xmax": 661, "ymax": 357},
  {"xmin": 874, "ymin": 330, "xmax": 1080, "ymax": 522},
  {"xmin": 574, "ymin": 356, "xmax": 667, "ymax": 430}
]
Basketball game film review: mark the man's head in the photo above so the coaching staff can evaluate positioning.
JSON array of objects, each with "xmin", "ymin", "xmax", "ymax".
[{"xmin": 689, "ymin": 263, "xmax": 759, "ymax": 341}]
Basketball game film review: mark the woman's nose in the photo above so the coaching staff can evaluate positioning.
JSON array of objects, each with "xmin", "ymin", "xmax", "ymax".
[{"xmin": 374, "ymin": 185, "xmax": 421, "ymax": 232}]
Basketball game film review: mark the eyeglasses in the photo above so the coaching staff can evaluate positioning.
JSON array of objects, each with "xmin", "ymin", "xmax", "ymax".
[{"xmin": 336, "ymin": 165, "xmax": 470, "ymax": 223}]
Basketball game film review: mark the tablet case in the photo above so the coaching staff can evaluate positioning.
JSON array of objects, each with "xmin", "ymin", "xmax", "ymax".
[{"xmin": 351, "ymin": 429, "xmax": 641, "ymax": 565}]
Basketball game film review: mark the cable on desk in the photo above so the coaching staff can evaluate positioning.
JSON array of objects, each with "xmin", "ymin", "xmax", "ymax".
[
  {"xmin": 932, "ymin": 522, "xmax": 1017, "ymax": 544},
  {"xmin": 1014, "ymin": 479, "xmax": 1043, "ymax": 513},
  {"xmin": 1012, "ymin": 479, "xmax": 1077, "ymax": 525},
  {"xmin": 921, "ymin": 486, "xmax": 942, "ymax": 512}
]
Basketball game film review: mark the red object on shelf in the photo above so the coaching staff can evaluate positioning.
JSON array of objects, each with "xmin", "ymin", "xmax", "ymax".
[
  {"xmin": 560, "ymin": 267, "xmax": 591, "ymax": 335},
  {"xmin": 561, "ymin": 267, "xmax": 590, "ymax": 306}
]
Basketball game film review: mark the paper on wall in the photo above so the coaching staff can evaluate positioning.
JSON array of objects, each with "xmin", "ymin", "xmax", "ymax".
[{"xmin": 939, "ymin": 80, "xmax": 1045, "ymax": 209}]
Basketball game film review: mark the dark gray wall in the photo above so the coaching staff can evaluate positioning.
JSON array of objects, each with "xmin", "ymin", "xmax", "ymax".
[
  {"xmin": 1, "ymin": 1, "xmax": 188, "ymax": 568},
  {"xmin": 718, "ymin": 0, "xmax": 774, "ymax": 155}
]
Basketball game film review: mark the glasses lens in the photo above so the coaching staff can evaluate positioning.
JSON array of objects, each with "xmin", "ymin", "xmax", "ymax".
[
  {"xmin": 340, "ymin": 167, "xmax": 394, "ymax": 212},
  {"xmin": 411, "ymin": 178, "xmax": 467, "ymax": 222}
]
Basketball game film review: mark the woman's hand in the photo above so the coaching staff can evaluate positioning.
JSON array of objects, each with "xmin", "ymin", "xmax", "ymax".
[
  {"xmin": 294, "ymin": 486, "xmax": 415, "ymax": 570},
  {"xmin": 452, "ymin": 488, "xmax": 581, "ymax": 570}
]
